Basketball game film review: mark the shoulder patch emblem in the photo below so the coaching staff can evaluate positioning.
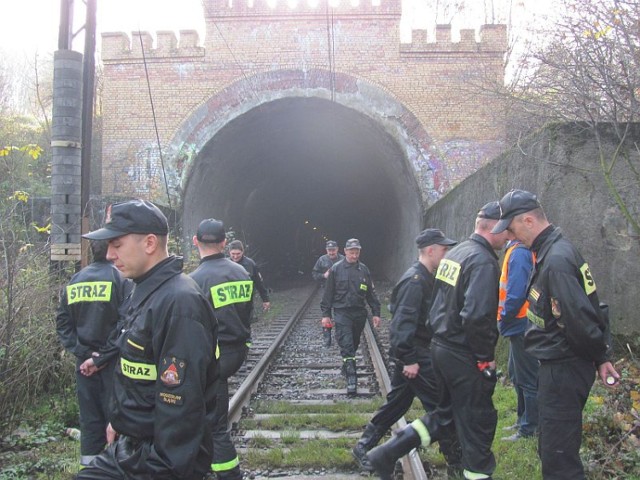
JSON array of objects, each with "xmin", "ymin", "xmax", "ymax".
[{"xmin": 160, "ymin": 357, "xmax": 185, "ymax": 387}]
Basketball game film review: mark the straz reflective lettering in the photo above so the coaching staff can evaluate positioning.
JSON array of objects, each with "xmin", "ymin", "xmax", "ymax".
[
  {"xmin": 359, "ymin": 284, "xmax": 368, "ymax": 291},
  {"xmin": 67, "ymin": 282, "xmax": 112, "ymax": 304},
  {"xmin": 211, "ymin": 280, "xmax": 254, "ymax": 308},
  {"xmin": 121, "ymin": 358, "xmax": 157, "ymax": 381},
  {"xmin": 436, "ymin": 259, "xmax": 461, "ymax": 287},
  {"xmin": 580, "ymin": 263, "xmax": 596, "ymax": 295}
]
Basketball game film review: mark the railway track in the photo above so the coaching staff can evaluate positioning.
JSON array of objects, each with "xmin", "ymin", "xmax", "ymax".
[{"xmin": 226, "ymin": 281, "xmax": 437, "ymax": 480}]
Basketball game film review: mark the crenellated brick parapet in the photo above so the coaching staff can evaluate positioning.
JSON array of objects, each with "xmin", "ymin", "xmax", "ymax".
[
  {"xmin": 101, "ymin": 30, "xmax": 204, "ymax": 61},
  {"xmin": 201, "ymin": 0, "xmax": 401, "ymax": 19},
  {"xmin": 401, "ymin": 24, "xmax": 507, "ymax": 55}
]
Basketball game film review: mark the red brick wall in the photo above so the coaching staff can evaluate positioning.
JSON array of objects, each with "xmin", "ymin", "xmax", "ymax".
[{"xmin": 100, "ymin": 0, "xmax": 506, "ymax": 200}]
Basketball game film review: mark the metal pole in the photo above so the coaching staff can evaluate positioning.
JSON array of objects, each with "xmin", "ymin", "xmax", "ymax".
[
  {"xmin": 80, "ymin": 0, "xmax": 97, "ymax": 267},
  {"xmin": 58, "ymin": 0, "xmax": 74, "ymax": 50}
]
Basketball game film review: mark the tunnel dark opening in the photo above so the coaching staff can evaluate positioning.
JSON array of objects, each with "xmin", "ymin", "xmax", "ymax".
[{"xmin": 182, "ymin": 97, "xmax": 422, "ymax": 283}]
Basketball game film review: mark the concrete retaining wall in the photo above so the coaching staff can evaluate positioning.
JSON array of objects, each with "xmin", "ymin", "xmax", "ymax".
[{"xmin": 424, "ymin": 123, "xmax": 640, "ymax": 334}]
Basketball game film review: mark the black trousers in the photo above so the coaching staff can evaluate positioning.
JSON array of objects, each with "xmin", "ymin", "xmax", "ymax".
[
  {"xmin": 420, "ymin": 343, "xmax": 497, "ymax": 477},
  {"xmin": 334, "ymin": 308, "xmax": 367, "ymax": 359},
  {"xmin": 211, "ymin": 343, "xmax": 248, "ymax": 476},
  {"xmin": 538, "ymin": 357, "xmax": 595, "ymax": 480},
  {"xmin": 75, "ymin": 435, "xmax": 208, "ymax": 480},
  {"xmin": 371, "ymin": 347, "xmax": 438, "ymax": 429},
  {"xmin": 76, "ymin": 358, "xmax": 115, "ymax": 460}
]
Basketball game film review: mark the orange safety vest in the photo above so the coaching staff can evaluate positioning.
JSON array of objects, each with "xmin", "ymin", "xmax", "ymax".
[{"xmin": 497, "ymin": 243, "xmax": 534, "ymax": 321}]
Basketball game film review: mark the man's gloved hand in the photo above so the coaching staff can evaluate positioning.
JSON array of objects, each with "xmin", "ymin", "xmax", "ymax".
[{"xmin": 321, "ymin": 317, "xmax": 334, "ymax": 328}]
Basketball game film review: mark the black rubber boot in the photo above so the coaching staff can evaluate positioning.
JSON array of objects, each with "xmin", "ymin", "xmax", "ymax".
[
  {"xmin": 367, "ymin": 425, "xmax": 422, "ymax": 480},
  {"xmin": 216, "ymin": 466, "xmax": 243, "ymax": 480},
  {"xmin": 323, "ymin": 327, "xmax": 332, "ymax": 347},
  {"xmin": 352, "ymin": 422, "xmax": 387, "ymax": 471},
  {"xmin": 345, "ymin": 359, "xmax": 357, "ymax": 396}
]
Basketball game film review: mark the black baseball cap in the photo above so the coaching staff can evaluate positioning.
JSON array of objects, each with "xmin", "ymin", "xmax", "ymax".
[
  {"xmin": 345, "ymin": 238, "xmax": 361, "ymax": 249},
  {"xmin": 415, "ymin": 228, "xmax": 457, "ymax": 249},
  {"xmin": 83, "ymin": 199, "xmax": 168, "ymax": 240},
  {"xmin": 326, "ymin": 240, "xmax": 338, "ymax": 249},
  {"xmin": 196, "ymin": 218, "xmax": 225, "ymax": 243},
  {"xmin": 491, "ymin": 190, "xmax": 542, "ymax": 233},
  {"xmin": 477, "ymin": 201, "xmax": 501, "ymax": 220}
]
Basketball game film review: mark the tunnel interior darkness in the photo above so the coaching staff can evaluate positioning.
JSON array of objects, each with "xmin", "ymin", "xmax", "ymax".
[{"xmin": 182, "ymin": 97, "xmax": 423, "ymax": 283}]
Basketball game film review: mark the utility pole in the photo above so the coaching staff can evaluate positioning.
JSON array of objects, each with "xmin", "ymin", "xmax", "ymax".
[
  {"xmin": 81, "ymin": 0, "xmax": 97, "ymax": 267},
  {"xmin": 51, "ymin": 0, "xmax": 98, "ymax": 268}
]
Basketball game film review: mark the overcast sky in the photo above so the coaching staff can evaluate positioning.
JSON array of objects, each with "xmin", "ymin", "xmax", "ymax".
[{"xmin": 0, "ymin": 0, "xmax": 558, "ymax": 58}]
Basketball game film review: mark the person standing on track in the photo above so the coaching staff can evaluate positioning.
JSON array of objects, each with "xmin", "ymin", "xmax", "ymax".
[
  {"xmin": 56, "ymin": 239, "xmax": 130, "ymax": 468},
  {"xmin": 76, "ymin": 199, "xmax": 218, "ymax": 480},
  {"xmin": 320, "ymin": 238, "xmax": 381, "ymax": 396},
  {"xmin": 190, "ymin": 219, "xmax": 253, "ymax": 480},
  {"xmin": 311, "ymin": 239, "xmax": 344, "ymax": 347},
  {"xmin": 228, "ymin": 239, "xmax": 271, "ymax": 323},
  {"xmin": 368, "ymin": 202, "xmax": 511, "ymax": 480},
  {"xmin": 351, "ymin": 229, "xmax": 462, "ymax": 474}
]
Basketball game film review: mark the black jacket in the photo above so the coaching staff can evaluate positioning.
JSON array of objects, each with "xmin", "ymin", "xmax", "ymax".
[
  {"xmin": 320, "ymin": 259, "xmax": 381, "ymax": 317},
  {"xmin": 430, "ymin": 233, "xmax": 500, "ymax": 362},
  {"xmin": 56, "ymin": 260, "xmax": 130, "ymax": 366},
  {"xmin": 237, "ymin": 255, "xmax": 270, "ymax": 302},
  {"xmin": 111, "ymin": 256, "xmax": 218, "ymax": 479},
  {"xmin": 389, "ymin": 261, "xmax": 435, "ymax": 365},
  {"xmin": 190, "ymin": 253, "xmax": 253, "ymax": 345},
  {"xmin": 312, "ymin": 253, "xmax": 345, "ymax": 285},
  {"xmin": 525, "ymin": 225, "xmax": 611, "ymax": 365}
]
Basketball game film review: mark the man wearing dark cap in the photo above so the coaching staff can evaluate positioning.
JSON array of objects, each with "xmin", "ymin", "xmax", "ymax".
[
  {"xmin": 321, "ymin": 238, "xmax": 381, "ymax": 396},
  {"xmin": 76, "ymin": 199, "xmax": 219, "ymax": 480},
  {"xmin": 190, "ymin": 219, "xmax": 253, "ymax": 480},
  {"xmin": 56, "ymin": 239, "xmax": 130, "ymax": 469},
  {"xmin": 369, "ymin": 202, "xmax": 511, "ymax": 480},
  {"xmin": 311, "ymin": 240, "xmax": 345, "ymax": 347},
  {"xmin": 352, "ymin": 229, "xmax": 461, "ymax": 474},
  {"xmin": 491, "ymin": 189, "xmax": 619, "ymax": 480},
  {"xmin": 228, "ymin": 239, "xmax": 271, "ymax": 319}
]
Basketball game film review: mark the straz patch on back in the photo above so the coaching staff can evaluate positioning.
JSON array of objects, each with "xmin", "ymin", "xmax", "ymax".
[
  {"xmin": 160, "ymin": 357, "xmax": 186, "ymax": 387},
  {"xmin": 436, "ymin": 259, "xmax": 461, "ymax": 287}
]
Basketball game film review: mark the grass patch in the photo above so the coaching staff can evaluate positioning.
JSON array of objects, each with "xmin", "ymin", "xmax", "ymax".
[
  {"xmin": 252, "ymin": 398, "xmax": 384, "ymax": 415},
  {"xmin": 246, "ymin": 438, "xmax": 355, "ymax": 469},
  {"xmin": 242, "ymin": 413, "xmax": 371, "ymax": 431}
]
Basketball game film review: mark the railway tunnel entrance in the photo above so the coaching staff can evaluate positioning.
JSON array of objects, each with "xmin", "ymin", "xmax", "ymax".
[{"xmin": 181, "ymin": 96, "xmax": 423, "ymax": 283}]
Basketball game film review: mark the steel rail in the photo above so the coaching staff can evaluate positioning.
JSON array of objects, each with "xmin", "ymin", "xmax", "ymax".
[
  {"xmin": 364, "ymin": 322, "xmax": 427, "ymax": 480},
  {"xmin": 228, "ymin": 285, "xmax": 319, "ymax": 424}
]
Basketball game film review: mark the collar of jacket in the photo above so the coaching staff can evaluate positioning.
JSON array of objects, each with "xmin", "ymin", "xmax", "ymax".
[
  {"xmin": 469, "ymin": 233, "xmax": 498, "ymax": 259},
  {"xmin": 200, "ymin": 252, "xmax": 225, "ymax": 263},
  {"xmin": 130, "ymin": 256, "xmax": 183, "ymax": 309},
  {"xmin": 531, "ymin": 224, "xmax": 561, "ymax": 263}
]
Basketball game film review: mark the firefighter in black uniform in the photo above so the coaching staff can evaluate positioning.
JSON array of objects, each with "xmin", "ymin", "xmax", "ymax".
[
  {"xmin": 368, "ymin": 202, "xmax": 511, "ymax": 480},
  {"xmin": 56, "ymin": 240, "xmax": 130, "ymax": 468},
  {"xmin": 228, "ymin": 239, "xmax": 270, "ymax": 322},
  {"xmin": 491, "ymin": 189, "xmax": 619, "ymax": 480},
  {"xmin": 190, "ymin": 219, "xmax": 253, "ymax": 480},
  {"xmin": 76, "ymin": 200, "xmax": 218, "ymax": 480},
  {"xmin": 351, "ymin": 229, "xmax": 461, "ymax": 474},
  {"xmin": 311, "ymin": 240, "xmax": 344, "ymax": 347},
  {"xmin": 320, "ymin": 238, "xmax": 381, "ymax": 396}
]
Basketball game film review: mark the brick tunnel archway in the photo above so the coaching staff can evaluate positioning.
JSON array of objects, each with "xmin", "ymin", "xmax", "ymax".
[{"xmin": 171, "ymin": 69, "xmax": 446, "ymax": 282}]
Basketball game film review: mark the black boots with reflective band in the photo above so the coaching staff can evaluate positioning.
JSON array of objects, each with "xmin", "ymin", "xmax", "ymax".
[
  {"xmin": 322, "ymin": 327, "xmax": 332, "ymax": 347},
  {"xmin": 215, "ymin": 466, "xmax": 243, "ymax": 480},
  {"xmin": 345, "ymin": 358, "xmax": 357, "ymax": 396},
  {"xmin": 352, "ymin": 422, "xmax": 387, "ymax": 471},
  {"xmin": 367, "ymin": 425, "xmax": 421, "ymax": 480}
]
